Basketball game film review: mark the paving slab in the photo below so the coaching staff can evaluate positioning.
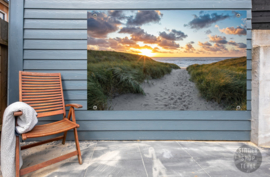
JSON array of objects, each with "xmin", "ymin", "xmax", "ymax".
[
  {"xmin": 92, "ymin": 141, "xmax": 141, "ymax": 161},
  {"xmin": 139, "ymin": 141, "xmax": 191, "ymax": 163},
  {"xmin": 0, "ymin": 141, "xmax": 269, "ymax": 177},
  {"xmin": 85, "ymin": 160, "xmax": 147, "ymax": 177}
]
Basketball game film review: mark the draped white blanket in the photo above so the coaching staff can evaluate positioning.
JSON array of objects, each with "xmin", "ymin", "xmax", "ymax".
[{"xmin": 1, "ymin": 102, "xmax": 38, "ymax": 177}]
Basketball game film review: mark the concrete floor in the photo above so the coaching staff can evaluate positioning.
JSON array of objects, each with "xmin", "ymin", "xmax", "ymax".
[{"xmin": 4, "ymin": 141, "xmax": 270, "ymax": 176}]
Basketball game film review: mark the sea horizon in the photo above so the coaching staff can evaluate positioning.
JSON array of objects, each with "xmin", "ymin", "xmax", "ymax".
[{"xmin": 152, "ymin": 56, "xmax": 246, "ymax": 68}]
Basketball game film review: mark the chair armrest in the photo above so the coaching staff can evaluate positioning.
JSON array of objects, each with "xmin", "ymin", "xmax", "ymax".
[
  {"xmin": 65, "ymin": 103, "xmax": 83, "ymax": 109},
  {"xmin": 14, "ymin": 111, "xmax": 23, "ymax": 117}
]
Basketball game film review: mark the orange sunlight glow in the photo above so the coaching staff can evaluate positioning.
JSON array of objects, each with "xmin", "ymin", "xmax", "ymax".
[{"xmin": 139, "ymin": 49, "xmax": 155, "ymax": 57}]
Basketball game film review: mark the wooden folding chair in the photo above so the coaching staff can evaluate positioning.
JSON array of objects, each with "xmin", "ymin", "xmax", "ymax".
[{"xmin": 14, "ymin": 71, "xmax": 83, "ymax": 177}]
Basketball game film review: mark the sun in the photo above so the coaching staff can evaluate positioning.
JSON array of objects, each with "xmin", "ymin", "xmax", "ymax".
[{"xmin": 139, "ymin": 49, "xmax": 154, "ymax": 57}]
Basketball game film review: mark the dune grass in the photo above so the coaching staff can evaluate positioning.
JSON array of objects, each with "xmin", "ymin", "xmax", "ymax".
[
  {"xmin": 187, "ymin": 57, "xmax": 247, "ymax": 110},
  {"xmin": 87, "ymin": 50, "xmax": 180, "ymax": 110}
]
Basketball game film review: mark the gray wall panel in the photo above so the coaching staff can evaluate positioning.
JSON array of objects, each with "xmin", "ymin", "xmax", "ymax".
[
  {"xmin": 247, "ymin": 39, "xmax": 252, "ymax": 49},
  {"xmin": 24, "ymin": 19, "xmax": 252, "ymax": 30},
  {"xmin": 38, "ymin": 120, "xmax": 251, "ymax": 131},
  {"xmin": 64, "ymin": 91, "xmax": 86, "ymax": 100},
  {"xmin": 8, "ymin": 0, "xmax": 25, "ymax": 104},
  {"xmin": 247, "ymin": 60, "xmax": 251, "ymax": 69},
  {"xmin": 24, "ymin": 50, "xmax": 86, "ymax": 59},
  {"xmin": 247, "ymin": 101, "xmax": 251, "ymax": 110},
  {"xmin": 24, "ymin": 20, "xmax": 87, "ymax": 29},
  {"xmin": 247, "ymin": 30, "xmax": 252, "ymax": 39},
  {"xmin": 247, "ymin": 81, "xmax": 251, "ymax": 90},
  {"xmin": 41, "ymin": 110, "xmax": 251, "ymax": 121},
  {"xmin": 30, "ymin": 131, "xmax": 250, "ymax": 141},
  {"xmin": 25, "ymin": 0, "xmax": 252, "ymax": 9},
  {"xmin": 247, "ymin": 91, "xmax": 251, "ymax": 100},
  {"xmin": 24, "ymin": 60, "xmax": 87, "ymax": 69},
  {"xmin": 24, "ymin": 40, "xmax": 87, "ymax": 49},
  {"xmin": 62, "ymin": 81, "xmax": 86, "ymax": 90},
  {"xmin": 24, "ymin": 70, "xmax": 87, "ymax": 80},
  {"xmin": 247, "ymin": 49, "xmax": 251, "ymax": 59},
  {"xmin": 25, "ymin": 9, "xmax": 87, "ymax": 19},
  {"xmin": 24, "ymin": 30, "xmax": 87, "ymax": 39},
  {"xmin": 247, "ymin": 70, "xmax": 251, "ymax": 80}
]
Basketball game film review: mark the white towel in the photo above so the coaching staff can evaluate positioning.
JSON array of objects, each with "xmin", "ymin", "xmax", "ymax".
[{"xmin": 1, "ymin": 102, "xmax": 38, "ymax": 177}]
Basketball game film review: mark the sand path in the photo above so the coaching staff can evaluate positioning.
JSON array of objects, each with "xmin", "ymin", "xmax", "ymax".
[{"xmin": 110, "ymin": 69, "xmax": 223, "ymax": 110}]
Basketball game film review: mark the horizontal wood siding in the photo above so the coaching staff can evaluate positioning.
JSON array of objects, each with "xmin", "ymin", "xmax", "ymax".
[
  {"xmin": 21, "ymin": 0, "xmax": 252, "ymax": 140},
  {"xmin": 252, "ymin": 0, "xmax": 270, "ymax": 29}
]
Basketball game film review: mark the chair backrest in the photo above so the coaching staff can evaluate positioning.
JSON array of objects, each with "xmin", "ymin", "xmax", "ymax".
[{"xmin": 19, "ymin": 71, "xmax": 66, "ymax": 118}]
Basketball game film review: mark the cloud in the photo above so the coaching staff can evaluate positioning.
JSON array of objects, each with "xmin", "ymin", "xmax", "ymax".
[
  {"xmin": 218, "ymin": 26, "xmax": 247, "ymax": 36},
  {"xmin": 159, "ymin": 29, "xmax": 188, "ymax": 41},
  {"xmin": 138, "ymin": 45, "xmax": 153, "ymax": 50},
  {"xmin": 87, "ymin": 37, "xmax": 126, "ymax": 51},
  {"xmin": 119, "ymin": 27, "xmax": 158, "ymax": 44},
  {"xmin": 205, "ymin": 29, "xmax": 212, "ymax": 34},
  {"xmin": 108, "ymin": 10, "xmax": 127, "ymax": 20},
  {"xmin": 118, "ymin": 27, "xmax": 144, "ymax": 35},
  {"xmin": 198, "ymin": 41, "xmax": 227, "ymax": 52},
  {"xmin": 126, "ymin": 10, "xmax": 163, "ymax": 26},
  {"xmin": 184, "ymin": 13, "xmax": 230, "ymax": 30},
  {"xmin": 158, "ymin": 39, "xmax": 180, "ymax": 49},
  {"xmin": 237, "ymin": 43, "xmax": 247, "ymax": 48},
  {"xmin": 208, "ymin": 35, "xmax": 227, "ymax": 44},
  {"xmin": 115, "ymin": 37, "xmax": 136, "ymax": 45},
  {"xmin": 190, "ymin": 41, "xmax": 195, "ymax": 44},
  {"xmin": 88, "ymin": 37, "xmax": 108, "ymax": 46},
  {"xmin": 152, "ymin": 47, "xmax": 174, "ymax": 53},
  {"xmin": 184, "ymin": 43, "xmax": 196, "ymax": 53},
  {"xmin": 228, "ymin": 41, "xmax": 247, "ymax": 48},
  {"xmin": 108, "ymin": 38, "xmax": 127, "ymax": 51},
  {"xmin": 87, "ymin": 12, "xmax": 120, "ymax": 38},
  {"xmin": 131, "ymin": 33, "xmax": 158, "ymax": 43},
  {"xmin": 198, "ymin": 41, "xmax": 212, "ymax": 47}
]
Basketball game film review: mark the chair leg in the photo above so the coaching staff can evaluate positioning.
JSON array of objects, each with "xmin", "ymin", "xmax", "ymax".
[
  {"xmin": 62, "ymin": 131, "xmax": 68, "ymax": 145},
  {"xmin": 16, "ymin": 136, "xmax": 20, "ymax": 177},
  {"xmin": 73, "ymin": 128, "xmax": 82, "ymax": 164}
]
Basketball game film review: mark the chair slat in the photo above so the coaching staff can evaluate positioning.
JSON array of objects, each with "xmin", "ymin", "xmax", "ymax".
[
  {"xmin": 23, "ymin": 94, "xmax": 62, "ymax": 98},
  {"xmin": 32, "ymin": 104, "xmax": 64, "ymax": 110},
  {"xmin": 22, "ymin": 76, "xmax": 59, "ymax": 79},
  {"xmin": 22, "ymin": 92, "xmax": 61, "ymax": 95},
  {"xmin": 22, "ymin": 82, "xmax": 60, "ymax": 84},
  {"xmin": 37, "ymin": 110, "xmax": 65, "ymax": 118},
  {"xmin": 22, "ymin": 79, "xmax": 60, "ymax": 82},
  {"xmin": 25, "ymin": 99, "xmax": 63, "ymax": 104},
  {"xmin": 22, "ymin": 89, "xmax": 61, "ymax": 92},
  {"xmin": 22, "ymin": 87, "xmax": 61, "ymax": 90},
  {"xmin": 21, "ymin": 72, "xmax": 59, "ymax": 76},
  {"xmin": 35, "ymin": 107, "xmax": 64, "ymax": 112},
  {"xmin": 20, "ymin": 71, "xmax": 66, "ymax": 118},
  {"xmin": 27, "ymin": 102, "xmax": 63, "ymax": 107},
  {"xmin": 23, "ymin": 96, "xmax": 62, "ymax": 101}
]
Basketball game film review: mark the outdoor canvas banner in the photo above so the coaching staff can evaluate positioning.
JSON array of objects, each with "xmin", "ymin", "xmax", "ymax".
[{"xmin": 87, "ymin": 10, "xmax": 247, "ymax": 111}]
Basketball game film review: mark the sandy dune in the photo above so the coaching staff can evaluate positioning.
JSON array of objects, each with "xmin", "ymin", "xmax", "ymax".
[{"xmin": 110, "ymin": 69, "xmax": 223, "ymax": 110}]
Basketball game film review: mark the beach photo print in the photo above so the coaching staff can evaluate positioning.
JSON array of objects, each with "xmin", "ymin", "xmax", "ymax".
[{"xmin": 87, "ymin": 10, "xmax": 247, "ymax": 111}]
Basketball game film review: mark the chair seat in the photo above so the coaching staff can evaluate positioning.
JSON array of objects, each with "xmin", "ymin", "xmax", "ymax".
[{"xmin": 22, "ymin": 118, "xmax": 79, "ymax": 140}]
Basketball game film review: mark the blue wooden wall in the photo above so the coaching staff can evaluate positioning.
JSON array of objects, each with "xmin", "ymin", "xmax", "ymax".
[{"xmin": 8, "ymin": 0, "xmax": 252, "ymax": 140}]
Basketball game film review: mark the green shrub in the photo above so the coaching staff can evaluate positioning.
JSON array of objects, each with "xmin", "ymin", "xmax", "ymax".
[{"xmin": 187, "ymin": 57, "xmax": 247, "ymax": 110}]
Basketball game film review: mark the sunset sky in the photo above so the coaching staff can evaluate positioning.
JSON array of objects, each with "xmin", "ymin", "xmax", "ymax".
[{"xmin": 87, "ymin": 10, "xmax": 247, "ymax": 57}]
